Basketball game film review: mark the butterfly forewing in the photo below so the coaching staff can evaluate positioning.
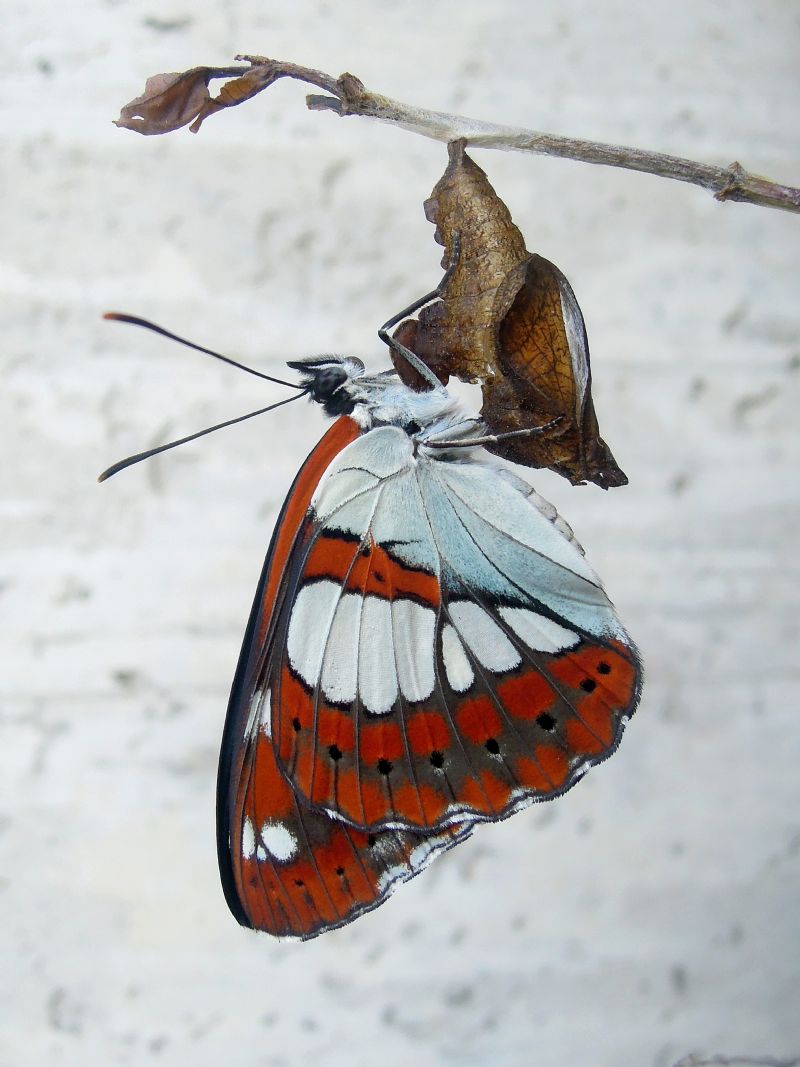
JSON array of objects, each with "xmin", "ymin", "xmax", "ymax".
[
  {"xmin": 218, "ymin": 417, "xmax": 473, "ymax": 936},
  {"xmin": 218, "ymin": 417, "xmax": 359, "ymax": 929}
]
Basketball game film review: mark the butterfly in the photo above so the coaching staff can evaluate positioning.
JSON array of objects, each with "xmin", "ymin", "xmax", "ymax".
[
  {"xmin": 102, "ymin": 265, "xmax": 642, "ymax": 941},
  {"xmin": 213, "ymin": 308, "xmax": 642, "ymax": 938}
]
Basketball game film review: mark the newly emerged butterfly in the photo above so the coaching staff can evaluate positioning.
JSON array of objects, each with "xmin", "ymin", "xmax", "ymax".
[{"xmin": 102, "ymin": 258, "xmax": 642, "ymax": 940}]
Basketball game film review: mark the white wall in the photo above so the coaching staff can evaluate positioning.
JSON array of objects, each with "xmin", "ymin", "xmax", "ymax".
[{"xmin": 1, "ymin": 2, "xmax": 798, "ymax": 1065}]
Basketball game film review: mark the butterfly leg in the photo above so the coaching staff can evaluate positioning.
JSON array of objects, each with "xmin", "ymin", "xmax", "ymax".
[
  {"xmin": 424, "ymin": 416, "xmax": 563, "ymax": 450},
  {"xmin": 378, "ymin": 234, "xmax": 462, "ymax": 391}
]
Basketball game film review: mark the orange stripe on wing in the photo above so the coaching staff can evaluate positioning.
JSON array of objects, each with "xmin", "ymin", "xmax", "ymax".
[
  {"xmin": 302, "ymin": 533, "xmax": 441, "ymax": 610},
  {"xmin": 355, "ymin": 541, "xmax": 440, "ymax": 605},
  {"xmin": 304, "ymin": 535, "xmax": 440, "ymax": 606}
]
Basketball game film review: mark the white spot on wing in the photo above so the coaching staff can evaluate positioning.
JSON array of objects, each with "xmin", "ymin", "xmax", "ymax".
[
  {"xmin": 320, "ymin": 593, "xmax": 362, "ymax": 704},
  {"xmin": 441, "ymin": 623, "xmax": 474, "ymax": 692},
  {"xmin": 244, "ymin": 687, "xmax": 271, "ymax": 740},
  {"xmin": 242, "ymin": 818, "xmax": 256, "ymax": 859},
  {"xmin": 358, "ymin": 596, "xmax": 398, "ymax": 714},
  {"xmin": 260, "ymin": 821, "xmax": 298, "ymax": 863},
  {"xmin": 287, "ymin": 580, "xmax": 341, "ymax": 687},
  {"xmin": 498, "ymin": 607, "xmax": 579, "ymax": 653},
  {"xmin": 244, "ymin": 688, "xmax": 261, "ymax": 739},
  {"xmin": 392, "ymin": 599, "xmax": 436, "ymax": 702},
  {"xmin": 376, "ymin": 833, "xmax": 455, "ymax": 892},
  {"xmin": 408, "ymin": 837, "xmax": 442, "ymax": 870},
  {"xmin": 377, "ymin": 862, "xmax": 406, "ymax": 893},
  {"xmin": 449, "ymin": 601, "xmax": 521, "ymax": 672},
  {"xmin": 261, "ymin": 689, "xmax": 272, "ymax": 738}
]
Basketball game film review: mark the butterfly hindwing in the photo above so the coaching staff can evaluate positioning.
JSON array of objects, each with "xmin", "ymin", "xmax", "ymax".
[
  {"xmin": 270, "ymin": 427, "xmax": 641, "ymax": 833},
  {"xmin": 233, "ymin": 705, "xmax": 471, "ymax": 938}
]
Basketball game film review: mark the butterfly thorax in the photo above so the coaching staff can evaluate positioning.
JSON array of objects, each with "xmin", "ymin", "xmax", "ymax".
[{"xmin": 288, "ymin": 354, "xmax": 473, "ymax": 441}]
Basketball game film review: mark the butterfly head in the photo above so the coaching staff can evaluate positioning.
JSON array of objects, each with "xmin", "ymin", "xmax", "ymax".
[{"xmin": 287, "ymin": 355, "xmax": 366, "ymax": 417}]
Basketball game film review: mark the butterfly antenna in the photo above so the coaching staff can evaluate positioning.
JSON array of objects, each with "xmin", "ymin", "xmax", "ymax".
[
  {"xmin": 103, "ymin": 312, "xmax": 303, "ymax": 389},
  {"xmin": 98, "ymin": 390, "xmax": 308, "ymax": 482}
]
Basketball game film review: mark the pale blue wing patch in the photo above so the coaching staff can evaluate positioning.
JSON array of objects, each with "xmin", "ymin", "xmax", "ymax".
[
  {"xmin": 431, "ymin": 461, "xmax": 598, "ymax": 583},
  {"xmin": 418, "ymin": 457, "xmax": 626, "ymax": 641},
  {"xmin": 324, "ymin": 425, "xmax": 414, "ymax": 481},
  {"xmin": 312, "ymin": 466, "xmax": 380, "ymax": 521},
  {"xmin": 370, "ymin": 472, "xmax": 439, "ymax": 574}
]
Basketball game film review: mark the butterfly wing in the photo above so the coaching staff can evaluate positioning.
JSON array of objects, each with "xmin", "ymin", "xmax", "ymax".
[
  {"xmin": 217, "ymin": 417, "xmax": 472, "ymax": 937},
  {"xmin": 269, "ymin": 426, "xmax": 641, "ymax": 832},
  {"xmin": 228, "ymin": 717, "xmax": 471, "ymax": 938}
]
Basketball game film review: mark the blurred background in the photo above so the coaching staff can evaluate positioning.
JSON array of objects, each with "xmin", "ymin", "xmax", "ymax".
[{"xmin": 2, "ymin": 2, "xmax": 798, "ymax": 1065}]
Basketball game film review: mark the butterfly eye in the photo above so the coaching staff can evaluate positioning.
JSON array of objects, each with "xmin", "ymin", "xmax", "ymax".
[
  {"xmin": 304, "ymin": 364, "xmax": 356, "ymax": 416},
  {"xmin": 313, "ymin": 365, "xmax": 348, "ymax": 396}
]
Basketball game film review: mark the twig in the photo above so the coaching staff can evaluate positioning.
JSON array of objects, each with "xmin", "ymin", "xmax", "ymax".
[{"xmin": 116, "ymin": 55, "xmax": 800, "ymax": 215}]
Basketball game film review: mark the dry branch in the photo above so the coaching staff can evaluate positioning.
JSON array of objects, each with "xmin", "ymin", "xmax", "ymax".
[{"xmin": 115, "ymin": 55, "xmax": 800, "ymax": 215}]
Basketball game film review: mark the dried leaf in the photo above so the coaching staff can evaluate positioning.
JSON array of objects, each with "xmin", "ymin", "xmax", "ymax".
[
  {"xmin": 393, "ymin": 140, "xmax": 627, "ymax": 488},
  {"xmin": 114, "ymin": 68, "xmax": 217, "ymax": 135},
  {"xmin": 113, "ymin": 59, "xmax": 296, "ymax": 135}
]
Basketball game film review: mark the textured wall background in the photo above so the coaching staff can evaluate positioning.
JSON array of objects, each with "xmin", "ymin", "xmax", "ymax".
[{"xmin": 2, "ymin": 2, "xmax": 799, "ymax": 1065}]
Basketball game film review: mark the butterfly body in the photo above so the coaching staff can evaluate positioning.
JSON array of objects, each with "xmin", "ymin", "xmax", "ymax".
[{"xmin": 217, "ymin": 355, "xmax": 642, "ymax": 939}]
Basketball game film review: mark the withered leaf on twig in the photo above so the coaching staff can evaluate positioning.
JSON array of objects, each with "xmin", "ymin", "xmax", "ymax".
[
  {"xmin": 393, "ymin": 140, "xmax": 627, "ymax": 488},
  {"xmin": 114, "ymin": 62, "xmax": 281, "ymax": 135},
  {"xmin": 114, "ymin": 68, "xmax": 218, "ymax": 135}
]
